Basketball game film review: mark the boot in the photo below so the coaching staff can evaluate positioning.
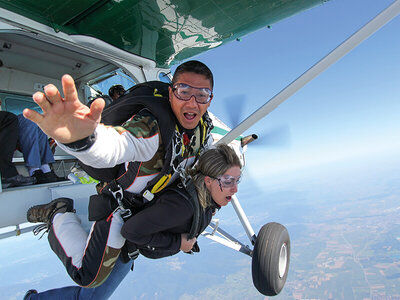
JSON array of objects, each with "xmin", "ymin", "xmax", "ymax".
[
  {"xmin": 27, "ymin": 198, "xmax": 74, "ymax": 236},
  {"xmin": 27, "ymin": 197, "xmax": 74, "ymax": 224},
  {"xmin": 1, "ymin": 174, "xmax": 36, "ymax": 188},
  {"xmin": 32, "ymin": 170, "xmax": 64, "ymax": 184},
  {"xmin": 23, "ymin": 289, "xmax": 37, "ymax": 300}
]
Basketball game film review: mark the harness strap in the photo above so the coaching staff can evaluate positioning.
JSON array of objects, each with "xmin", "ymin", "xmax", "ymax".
[
  {"xmin": 105, "ymin": 179, "xmax": 133, "ymax": 220},
  {"xmin": 185, "ymin": 182, "xmax": 201, "ymax": 240},
  {"xmin": 107, "ymin": 110, "xmax": 212, "ymax": 203},
  {"xmin": 170, "ymin": 180, "xmax": 201, "ymax": 240},
  {"xmin": 139, "ymin": 115, "xmax": 209, "ymax": 198},
  {"xmin": 200, "ymin": 117, "xmax": 206, "ymax": 146},
  {"xmin": 150, "ymin": 173, "xmax": 172, "ymax": 194}
]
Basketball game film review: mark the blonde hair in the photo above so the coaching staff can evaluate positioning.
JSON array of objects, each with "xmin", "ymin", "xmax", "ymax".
[{"xmin": 186, "ymin": 144, "xmax": 242, "ymax": 209}]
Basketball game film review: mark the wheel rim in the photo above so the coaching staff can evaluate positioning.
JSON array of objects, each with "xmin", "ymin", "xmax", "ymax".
[{"xmin": 278, "ymin": 243, "xmax": 287, "ymax": 278}]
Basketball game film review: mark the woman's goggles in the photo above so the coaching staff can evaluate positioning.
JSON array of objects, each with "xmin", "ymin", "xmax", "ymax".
[
  {"xmin": 213, "ymin": 175, "xmax": 241, "ymax": 189},
  {"xmin": 172, "ymin": 83, "xmax": 213, "ymax": 104}
]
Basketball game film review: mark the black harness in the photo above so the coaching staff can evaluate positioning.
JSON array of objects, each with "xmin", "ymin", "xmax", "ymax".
[{"xmin": 82, "ymin": 81, "xmax": 213, "ymax": 245}]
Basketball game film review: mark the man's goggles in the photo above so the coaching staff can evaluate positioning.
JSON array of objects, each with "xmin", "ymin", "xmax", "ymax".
[
  {"xmin": 214, "ymin": 175, "xmax": 241, "ymax": 189},
  {"xmin": 172, "ymin": 83, "xmax": 213, "ymax": 104}
]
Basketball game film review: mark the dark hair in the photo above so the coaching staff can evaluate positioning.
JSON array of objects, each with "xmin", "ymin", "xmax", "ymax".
[
  {"xmin": 172, "ymin": 60, "xmax": 214, "ymax": 89},
  {"xmin": 186, "ymin": 144, "xmax": 242, "ymax": 208},
  {"xmin": 108, "ymin": 84, "xmax": 125, "ymax": 97}
]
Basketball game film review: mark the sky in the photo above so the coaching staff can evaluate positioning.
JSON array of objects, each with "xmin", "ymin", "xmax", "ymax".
[
  {"xmin": 190, "ymin": 0, "xmax": 400, "ymax": 179},
  {"xmin": 1, "ymin": 0, "xmax": 400, "ymax": 299},
  {"xmin": 95, "ymin": 0, "xmax": 400, "ymax": 179}
]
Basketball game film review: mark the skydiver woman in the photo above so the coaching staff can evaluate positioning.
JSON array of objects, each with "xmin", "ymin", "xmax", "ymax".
[{"xmin": 25, "ymin": 143, "xmax": 242, "ymax": 300}]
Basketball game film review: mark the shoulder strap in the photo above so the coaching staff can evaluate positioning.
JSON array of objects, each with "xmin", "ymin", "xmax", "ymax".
[
  {"xmin": 101, "ymin": 81, "xmax": 174, "ymax": 149},
  {"xmin": 141, "ymin": 111, "xmax": 214, "ymax": 198},
  {"xmin": 162, "ymin": 180, "xmax": 201, "ymax": 240},
  {"xmin": 185, "ymin": 180, "xmax": 201, "ymax": 239},
  {"xmin": 80, "ymin": 81, "xmax": 175, "ymax": 183}
]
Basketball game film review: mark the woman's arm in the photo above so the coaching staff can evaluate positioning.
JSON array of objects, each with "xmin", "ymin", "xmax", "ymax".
[{"xmin": 121, "ymin": 191, "xmax": 194, "ymax": 252}]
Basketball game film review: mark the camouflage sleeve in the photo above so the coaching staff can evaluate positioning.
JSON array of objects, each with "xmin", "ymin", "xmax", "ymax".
[
  {"xmin": 114, "ymin": 109, "xmax": 159, "ymax": 139},
  {"xmin": 57, "ymin": 110, "xmax": 161, "ymax": 168}
]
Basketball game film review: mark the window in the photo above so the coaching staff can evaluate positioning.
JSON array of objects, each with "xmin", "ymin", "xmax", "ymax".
[
  {"xmin": 89, "ymin": 70, "xmax": 136, "ymax": 98},
  {"xmin": 0, "ymin": 92, "xmax": 41, "ymax": 115}
]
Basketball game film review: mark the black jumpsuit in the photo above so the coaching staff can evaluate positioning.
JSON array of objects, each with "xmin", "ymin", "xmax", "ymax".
[{"xmin": 122, "ymin": 184, "xmax": 218, "ymax": 259}]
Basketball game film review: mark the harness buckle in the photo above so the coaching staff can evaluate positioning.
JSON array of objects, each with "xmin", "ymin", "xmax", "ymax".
[
  {"xmin": 108, "ymin": 185, "xmax": 124, "ymax": 206},
  {"xmin": 108, "ymin": 185, "xmax": 132, "ymax": 219},
  {"xmin": 143, "ymin": 190, "xmax": 154, "ymax": 201},
  {"xmin": 120, "ymin": 209, "xmax": 132, "ymax": 219},
  {"xmin": 128, "ymin": 249, "xmax": 140, "ymax": 260}
]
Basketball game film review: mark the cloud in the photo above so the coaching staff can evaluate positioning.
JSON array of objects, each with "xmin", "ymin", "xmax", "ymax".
[
  {"xmin": 165, "ymin": 257, "xmax": 185, "ymax": 271},
  {"xmin": 16, "ymin": 272, "xmax": 50, "ymax": 285}
]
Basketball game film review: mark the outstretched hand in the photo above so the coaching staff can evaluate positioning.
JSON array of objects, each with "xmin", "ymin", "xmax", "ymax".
[{"xmin": 23, "ymin": 74, "xmax": 105, "ymax": 144}]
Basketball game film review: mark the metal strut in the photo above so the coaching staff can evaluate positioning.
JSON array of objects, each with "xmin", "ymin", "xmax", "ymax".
[
  {"xmin": 217, "ymin": 0, "xmax": 400, "ymax": 145},
  {"xmin": 201, "ymin": 195, "xmax": 257, "ymax": 256},
  {"xmin": 231, "ymin": 195, "xmax": 257, "ymax": 245}
]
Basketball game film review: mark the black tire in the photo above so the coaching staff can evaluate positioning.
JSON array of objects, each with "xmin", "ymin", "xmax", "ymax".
[{"xmin": 251, "ymin": 222, "xmax": 290, "ymax": 296}]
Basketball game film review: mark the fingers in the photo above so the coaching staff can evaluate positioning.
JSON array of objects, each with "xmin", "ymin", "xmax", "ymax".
[
  {"xmin": 88, "ymin": 98, "xmax": 105, "ymax": 122},
  {"xmin": 33, "ymin": 91, "xmax": 52, "ymax": 112},
  {"xmin": 62, "ymin": 74, "xmax": 79, "ymax": 103},
  {"xmin": 39, "ymin": 74, "xmax": 77, "ymax": 105},
  {"xmin": 44, "ymin": 83, "xmax": 63, "ymax": 105},
  {"xmin": 33, "ymin": 82, "xmax": 63, "ymax": 112},
  {"xmin": 33, "ymin": 74, "xmax": 83, "ymax": 109},
  {"xmin": 23, "ymin": 108, "xmax": 43, "ymax": 124}
]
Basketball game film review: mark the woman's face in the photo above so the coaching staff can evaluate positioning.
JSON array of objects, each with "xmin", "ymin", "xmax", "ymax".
[{"xmin": 205, "ymin": 166, "xmax": 241, "ymax": 207}]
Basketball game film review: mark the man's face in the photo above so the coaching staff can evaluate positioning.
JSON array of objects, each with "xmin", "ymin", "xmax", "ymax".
[{"xmin": 169, "ymin": 72, "xmax": 212, "ymax": 130}]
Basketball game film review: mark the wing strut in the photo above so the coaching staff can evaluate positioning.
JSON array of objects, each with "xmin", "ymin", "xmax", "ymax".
[
  {"xmin": 230, "ymin": 195, "xmax": 257, "ymax": 245},
  {"xmin": 217, "ymin": 0, "xmax": 400, "ymax": 145}
]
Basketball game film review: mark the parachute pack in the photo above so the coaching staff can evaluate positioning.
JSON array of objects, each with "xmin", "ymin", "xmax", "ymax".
[
  {"xmin": 82, "ymin": 81, "xmax": 211, "ymax": 241},
  {"xmin": 81, "ymin": 81, "xmax": 174, "ymax": 185}
]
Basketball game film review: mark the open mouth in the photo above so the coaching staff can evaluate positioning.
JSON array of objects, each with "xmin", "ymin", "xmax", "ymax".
[
  {"xmin": 226, "ymin": 196, "xmax": 232, "ymax": 202},
  {"xmin": 184, "ymin": 112, "xmax": 197, "ymax": 120}
]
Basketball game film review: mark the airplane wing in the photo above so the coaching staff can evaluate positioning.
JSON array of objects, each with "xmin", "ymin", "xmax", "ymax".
[{"xmin": 0, "ymin": 0, "xmax": 329, "ymax": 68}]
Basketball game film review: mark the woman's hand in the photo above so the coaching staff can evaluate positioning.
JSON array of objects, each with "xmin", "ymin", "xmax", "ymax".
[
  {"xmin": 23, "ymin": 74, "xmax": 105, "ymax": 144},
  {"xmin": 180, "ymin": 233, "xmax": 197, "ymax": 252}
]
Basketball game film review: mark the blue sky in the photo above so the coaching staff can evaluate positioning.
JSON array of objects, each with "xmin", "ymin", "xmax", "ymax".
[
  {"xmin": 98, "ymin": 0, "xmax": 400, "ymax": 178},
  {"xmin": 191, "ymin": 0, "xmax": 400, "ymax": 178}
]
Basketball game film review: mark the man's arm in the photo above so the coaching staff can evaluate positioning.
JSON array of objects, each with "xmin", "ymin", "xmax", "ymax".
[
  {"xmin": 56, "ymin": 113, "xmax": 160, "ymax": 168},
  {"xmin": 24, "ymin": 75, "xmax": 160, "ymax": 168}
]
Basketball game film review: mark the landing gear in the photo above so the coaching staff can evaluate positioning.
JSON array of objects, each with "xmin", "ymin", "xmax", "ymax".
[{"xmin": 251, "ymin": 222, "xmax": 290, "ymax": 296}]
